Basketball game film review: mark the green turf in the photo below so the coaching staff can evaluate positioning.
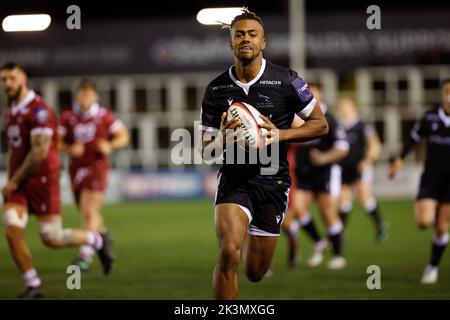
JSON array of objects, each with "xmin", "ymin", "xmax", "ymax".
[{"xmin": 0, "ymin": 199, "xmax": 449, "ymax": 299}]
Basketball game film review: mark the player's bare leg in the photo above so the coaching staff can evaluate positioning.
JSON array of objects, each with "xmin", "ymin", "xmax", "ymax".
[
  {"xmin": 338, "ymin": 185, "xmax": 353, "ymax": 228},
  {"xmin": 356, "ymin": 180, "xmax": 387, "ymax": 242},
  {"xmin": 37, "ymin": 215, "xmax": 114, "ymax": 275},
  {"xmin": 4, "ymin": 204, "xmax": 32, "ymax": 271},
  {"xmin": 242, "ymin": 235, "xmax": 278, "ymax": 282},
  {"xmin": 316, "ymin": 192, "xmax": 346, "ymax": 269},
  {"xmin": 281, "ymin": 207, "xmax": 300, "ymax": 268},
  {"xmin": 415, "ymin": 198, "xmax": 439, "ymax": 284},
  {"xmin": 421, "ymin": 203, "xmax": 450, "ymax": 284},
  {"xmin": 415, "ymin": 198, "xmax": 437, "ymax": 230},
  {"xmin": 213, "ymin": 203, "xmax": 248, "ymax": 300},
  {"xmin": 3, "ymin": 203, "xmax": 43, "ymax": 299},
  {"xmin": 296, "ymin": 190, "xmax": 327, "ymax": 267},
  {"xmin": 37, "ymin": 215, "xmax": 95, "ymax": 248},
  {"xmin": 75, "ymin": 189, "xmax": 108, "ymax": 271}
]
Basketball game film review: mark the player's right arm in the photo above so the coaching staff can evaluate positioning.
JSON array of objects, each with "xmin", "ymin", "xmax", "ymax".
[
  {"xmin": 7, "ymin": 145, "xmax": 12, "ymax": 178},
  {"xmin": 200, "ymin": 112, "xmax": 241, "ymax": 160},
  {"xmin": 58, "ymin": 114, "xmax": 84, "ymax": 158},
  {"xmin": 359, "ymin": 124, "xmax": 381, "ymax": 172},
  {"xmin": 389, "ymin": 113, "xmax": 428, "ymax": 179},
  {"xmin": 198, "ymin": 85, "xmax": 241, "ymax": 160},
  {"xmin": 2, "ymin": 132, "xmax": 52, "ymax": 198},
  {"xmin": 266, "ymin": 74, "xmax": 328, "ymax": 143}
]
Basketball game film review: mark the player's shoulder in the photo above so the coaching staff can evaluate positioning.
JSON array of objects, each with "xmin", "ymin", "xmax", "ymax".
[
  {"xmin": 355, "ymin": 119, "xmax": 367, "ymax": 130},
  {"xmin": 98, "ymin": 105, "xmax": 116, "ymax": 119},
  {"xmin": 28, "ymin": 95, "xmax": 56, "ymax": 120},
  {"xmin": 205, "ymin": 70, "xmax": 232, "ymax": 93},
  {"xmin": 29, "ymin": 95, "xmax": 51, "ymax": 111},
  {"xmin": 423, "ymin": 106, "xmax": 440, "ymax": 121},
  {"xmin": 60, "ymin": 109, "xmax": 75, "ymax": 120},
  {"xmin": 265, "ymin": 60, "xmax": 304, "ymax": 83},
  {"xmin": 325, "ymin": 111, "xmax": 337, "ymax": 124}
]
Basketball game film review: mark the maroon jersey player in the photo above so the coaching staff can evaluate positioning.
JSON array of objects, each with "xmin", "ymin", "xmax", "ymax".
[
  {"xmin": 59, "ymin": 79, "xmax": 129, "ymax": 272},
  {"xmin": 1, "ymin": 62, "xmax": 114, "ymax": 299}
]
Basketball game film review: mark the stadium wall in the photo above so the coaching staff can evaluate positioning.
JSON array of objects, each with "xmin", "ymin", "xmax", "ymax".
[{"xmin": 0, "ymin": 164, "xmax": 423, "ymax": 205}]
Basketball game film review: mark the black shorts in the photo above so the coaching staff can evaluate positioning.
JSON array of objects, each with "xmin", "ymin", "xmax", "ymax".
[
  {"xmin": 296, "ymin": 164, "xmax": 341, "ymax": 197},
  {"xmin": 341, "ymin": 165, "xmax": 361, "ymax": 185},
  {"xmin": 417, "ymin": 170, "xmax": 450, "ymax": 203},
  {"xmin": 215, "ymin": 172, "xmax": 290, "ymax": 236}
]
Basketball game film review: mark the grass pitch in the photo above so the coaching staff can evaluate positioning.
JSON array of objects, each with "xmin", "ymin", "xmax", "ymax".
[{"xmin": 0, "ymin": 199, "xmax": 449, "ymax": 299}]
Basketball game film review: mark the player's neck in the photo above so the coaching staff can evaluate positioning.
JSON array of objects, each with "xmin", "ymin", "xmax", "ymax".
[
  {"xmin": 443, "ymin": 104, "xmax": 450, "ymax": 115},
  {"xmin": 234, "ymin": 55, "xmax": 263, "ymax": 84},
  {"xmin": 13, "ymin": 87, "xmax": 30, "ymax": 105}
]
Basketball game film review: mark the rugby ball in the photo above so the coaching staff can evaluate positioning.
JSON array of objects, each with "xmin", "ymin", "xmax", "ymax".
[{"xmin": 226, "ymin": 102, "xmax": 268, "ymax": 150}]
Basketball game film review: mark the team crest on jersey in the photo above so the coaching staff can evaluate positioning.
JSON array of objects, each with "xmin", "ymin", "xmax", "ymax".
[
  {"xmin": 256, "ymin": 92, "xmax": 274, "ymax": 109},
  {"xmin": 74, "ymin": 123, "xmax": 97, "ymax": 143},
  {"xmin": 35, "ymin": 108, "xmax": 49, "ymax": 123}
]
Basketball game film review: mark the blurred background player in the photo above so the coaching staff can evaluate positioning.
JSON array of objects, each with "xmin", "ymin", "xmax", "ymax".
[
  {"xmin": 389, "ymin": 79, "xmax": 450, "ymax": 284},
  {"xmin": 0, "ymin": 62, "xmax": 113, "ymax": 299},
  {"xmin": 59, "ymin": 79, "xmax": 130, "ymax": 273},
  {"xmin": 336, "ymin": 97, "xmax": 388, "ymax": 242},
  {"xmin": 283, "ymin": 83, "xmax": 349, "ymax": 270}
]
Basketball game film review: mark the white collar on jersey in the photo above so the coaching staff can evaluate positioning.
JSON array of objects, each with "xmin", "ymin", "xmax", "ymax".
[
  {"xmin": 228, "ymin": 58, "xmax": 266, "ymax": 95},
  {"xmin": 438, "ymin": 106, "xmax": 450, "ymax": 128},
  {"xmin": 340, "ymin": 116, "xmax": 360, "ymax": 130},
  {"xmin": 11, "ymin": 90, "xmax": 36, "ymax": 115},
  {"xmin": 73, "ymin": 102, "xmax": 100, "ymax": 119}
]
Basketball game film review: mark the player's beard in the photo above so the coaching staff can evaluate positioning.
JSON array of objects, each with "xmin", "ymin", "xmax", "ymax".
[
  {"xmin": 6, "ymin": 84, "xmax": 23, "ymax": 105},
  {"xmin": 235, "ymin": 45, "xmax": 260, "ymax": 64}
]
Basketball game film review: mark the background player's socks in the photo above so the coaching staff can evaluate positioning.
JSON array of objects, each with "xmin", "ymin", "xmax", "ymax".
[
  {"xmin": 365, "ymin": 198, "xmax": 382, "ymax": 226},
  {"xmin": 339, "ymin": 201, "xmax": 352, "ymax": 227},
  {"xmin": 285, "ymin": 220, "xmax": 300, "ymax": 268},
  {"xmin": 79, "ymin": 245, "xmax": 95, "ymax": 263},
  {"xmin": 288, "ymin": 219, "xmax": 300, "ymax": 239},
  {"xmin": 299, "ymin": 212, "xmax": 322, "ymax": 242},
  {"xmin": 86, "ymin": 231, "xmax": 103, "ymax": 250},
  {"xmin": 23, "ymin": 268, "xmax": 42, "ymax": 288},
  {"xmin": 327, "ymin": 221, "xmax": 344, "ymax": 257},
  {"xmin": 430, "ymin": 233, "xmax": 449, "ymax": 267}
]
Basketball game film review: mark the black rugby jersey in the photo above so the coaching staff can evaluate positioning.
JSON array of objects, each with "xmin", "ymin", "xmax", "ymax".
[
  {"xmin": 200, "ymin": 58, "xmax": 316, "ymax": 180},
  {"xmin": 339, "ymin": 118, "xmax": 376, "ymax": 168},
  {"xmin": 295, "ymin": 105, "xmax": 348, "ymax": 171},
  {"xmin": 404, "ymin": 106, "xmax": 450, "ymax": 172}
]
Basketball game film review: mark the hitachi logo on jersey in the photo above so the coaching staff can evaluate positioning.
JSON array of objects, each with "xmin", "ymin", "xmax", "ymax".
[{"xmin": 260, "ymin": 80, "xmax": 281, "ymax": 85}]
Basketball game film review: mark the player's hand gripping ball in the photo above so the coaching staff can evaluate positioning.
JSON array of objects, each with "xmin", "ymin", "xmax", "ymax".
[{"xmin": 226, "ymin": 102, "xmax": 270, "ymax": 151}]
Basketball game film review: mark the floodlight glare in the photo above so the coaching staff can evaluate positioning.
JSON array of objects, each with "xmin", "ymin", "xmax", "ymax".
[
  {"xmin": 2, "ymin": 14, "xmax": 51, "ymax": 32},
  {"xmin": 196, "ymin": 8, "xmax": 242, "ymax": 25}
]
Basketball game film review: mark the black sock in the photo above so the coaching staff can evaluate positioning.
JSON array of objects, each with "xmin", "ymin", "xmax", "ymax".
[
  {"xmin": 339, "ymin": 210, "xmax": 350, "ymax": 227},
  {"xmin": 430, "ymin": 240, "xmax": 448, "ymax": 267},
  {"xmin": 328, "ymin": 233, "xmax": 343, "ymax": 256},
  {"xmin": 301, "ymin": 220, "xmax": 322, "ymax": 243},
  {"xmin": 367, "ymin": 205, "xmax": 382, "ymax": 230}
]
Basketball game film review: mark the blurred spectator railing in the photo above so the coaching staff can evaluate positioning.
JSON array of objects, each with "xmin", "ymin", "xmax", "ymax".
[{"xmin": 1, "ymin": 65, "xmax": 449, "ymax": 171}]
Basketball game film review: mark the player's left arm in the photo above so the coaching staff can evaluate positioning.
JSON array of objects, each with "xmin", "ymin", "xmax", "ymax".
[
  {"xmin": 361, "ymin": 125, "xmax": 381, "ymax": 169},
  {"xmin": 2, "ymin": 132, "xmax": 51, "ymax": 198},
  {"xmin": 260, "ymin": 102, "xmax": 328, "ymax": 144},
  {"xmin": 309, "ymin": 124, "xmax": 349, "ymax": 166},
  {"xmin": 110, "ymin": 125, "xmax": 130, "ymax": 150},
  {"xmin": 310, "ymin": 145, "xmax": 348, "ymax": 167},
  {"xmin": 98, "ymin": 122, "xmax": 130, "ymax": 156}
]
